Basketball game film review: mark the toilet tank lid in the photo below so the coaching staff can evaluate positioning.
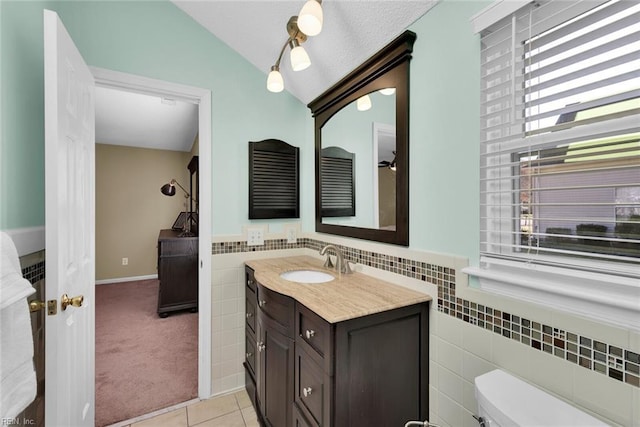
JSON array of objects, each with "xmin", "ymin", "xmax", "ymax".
[{"xmin": 474, "ymin": 370, "xmax": 607, "ymax": 427}]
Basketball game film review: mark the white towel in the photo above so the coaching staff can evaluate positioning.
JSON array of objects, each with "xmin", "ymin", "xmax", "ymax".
[{"xmin": 0, "ymin": 231, "xmax": 37, "ymax": 419}]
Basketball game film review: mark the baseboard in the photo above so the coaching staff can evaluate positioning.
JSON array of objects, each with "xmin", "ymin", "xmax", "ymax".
[
  {"xmin": 95, "ymin": 274, "xmax": 158, "ymax": 285},
  {"xmin": 3, "ymin": 226, "xmax": 45, "ymax": 257}
]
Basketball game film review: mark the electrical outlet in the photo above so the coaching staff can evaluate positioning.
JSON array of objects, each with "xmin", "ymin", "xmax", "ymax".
[
  {"xmin": 286, "ymin": 226, "xmax": 297, "ymax": 244},
  {"xmin": 122, "ymin": 257, "xmax": 128, "ymax": 266},
  {"xmin": 247, "ymin": 228, "xmax": 264, "ymax": 246}
]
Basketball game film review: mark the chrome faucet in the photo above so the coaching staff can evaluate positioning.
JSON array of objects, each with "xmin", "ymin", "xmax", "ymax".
[{"xmin": 319, "ymin": 244, "xmax": 353, "ymax": 274}]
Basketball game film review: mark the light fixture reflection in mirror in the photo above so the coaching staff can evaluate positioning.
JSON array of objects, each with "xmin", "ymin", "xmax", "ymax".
[
  {"xmin": 356, "ymin": 95, "xmax": 372, "ymax": 111},
  {"xmin": 379, "ymin": 88, "xmax": 396, "ymax": 96}
]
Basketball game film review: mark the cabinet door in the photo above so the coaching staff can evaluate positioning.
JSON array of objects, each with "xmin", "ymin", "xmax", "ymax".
[
  {"xmin": 334, "ymin": 304, "xmax": 429, "ymax": 426},
  {"xmin": 258, "ymin": 317, "xmax": 294, "ymax": 427}
]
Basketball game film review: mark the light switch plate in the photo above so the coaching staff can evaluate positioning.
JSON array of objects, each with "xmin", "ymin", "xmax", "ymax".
[{"xmin": 247, "ymin": 227, "xmax": 264, "ymax": 246}]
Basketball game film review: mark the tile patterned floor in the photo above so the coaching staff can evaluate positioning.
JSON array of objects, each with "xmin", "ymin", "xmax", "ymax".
[{"xmin": 117, "ymin": 390, "xmax": 258, "ymax": 427}]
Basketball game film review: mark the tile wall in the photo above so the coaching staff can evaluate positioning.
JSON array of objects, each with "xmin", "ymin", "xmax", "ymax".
[{"xmin": 211, "ymin": 235, "xmax": 639, "ymax": 426}]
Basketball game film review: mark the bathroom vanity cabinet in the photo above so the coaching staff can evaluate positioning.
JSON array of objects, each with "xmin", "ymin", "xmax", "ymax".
[{"xmin": 244, "ymin": 264, "xmax": 429, "ymax": 427}]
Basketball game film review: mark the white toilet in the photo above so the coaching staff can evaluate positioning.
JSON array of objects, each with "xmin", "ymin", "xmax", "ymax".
[{"xmin": 474, "ymin": 369, "xmax": 608, "ymax": 426}]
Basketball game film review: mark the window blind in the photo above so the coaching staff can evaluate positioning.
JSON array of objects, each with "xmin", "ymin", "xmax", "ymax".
[{"xmin": 479, "ymin": 0, "xmax": 640, "ymax": 276}]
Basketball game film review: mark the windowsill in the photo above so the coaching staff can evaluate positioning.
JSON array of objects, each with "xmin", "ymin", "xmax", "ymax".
[{"xmin": 462, "ymin": 260, "xmax": 640, "ymax": 332}]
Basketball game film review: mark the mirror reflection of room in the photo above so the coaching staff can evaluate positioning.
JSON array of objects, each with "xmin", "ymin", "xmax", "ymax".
[{"xmin": 321, "ymin": 89, "xmax": 396, "ymax": 230}]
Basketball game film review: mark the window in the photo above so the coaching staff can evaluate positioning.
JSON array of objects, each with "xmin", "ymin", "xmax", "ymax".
[{"xmin": 467, "ymin": 0, "xmax": 640, "ymax": 329}]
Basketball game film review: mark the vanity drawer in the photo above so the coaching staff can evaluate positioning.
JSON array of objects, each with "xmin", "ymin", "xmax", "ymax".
[
  {"xmin": 295, "ymin": 344, "xmax": 331, "ymax": 427},
  {"xmin": 296, "ymin": 303, "xmax": 332, "ymax": 373},
  {"xmin": 245, "ymin": 267, "xmax": 257, "ymax": 294},
  {"xmin": 257, "ymin": 283, "xmax": 295, "ymax": 337},
  {"xmin": 245, "ymin": 332, "xmax": 257, "ymax": 378},
  {"xmin": 246, "ymin": 294, "xmax": 257, "ymax": 336}
]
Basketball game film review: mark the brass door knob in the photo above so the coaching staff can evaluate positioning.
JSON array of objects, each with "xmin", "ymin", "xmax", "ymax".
[{"xmin": 61, "ymin": 293, "xmax": 84, "ymax": 311}]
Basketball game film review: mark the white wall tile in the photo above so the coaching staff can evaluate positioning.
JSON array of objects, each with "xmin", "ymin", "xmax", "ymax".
[
  {"xmin": 430, "ymin": 360, "xmax": 439, "ymax": 389},
  {"xmin": 633, "ymin": 387, "xmax": 640, "ymax": 426},
  {"xmin": 438, "ymin": 392, "xmax": 464, "ymax": 427},
  {"xmin": 491, "ymin": 333, "xmax": 531, "ymax": 379},
  {"xmin": 551, "ymin": 309, "xmax": 629, "ymax": 349},
  {"xmin": 528, "ymin": 348, "xmax": 574, "ymax": 400},
  {"xmin": 573, "ymin": 365, "xmax": 633, "ymax": 426},
  {"xmin": 461, "ymin": 379, "xmax": 477, "ymax": 414},
  {"xmin": 438, "ymin": 365, "xmax": 463, "ymax": 403},
  {"xmin": 438, "ymin": 338, "xmax": 463, "ymax": 376},
  {"xmin": 461, "ymin": 320, "xmax": 493, "ymax": 361},
  {"xmin": 438, "ymin": 312, "xmax": 463, "ymax": 347},
  {"xmin": 429, "ymin": 385, "xmax": 438, "ymax": 420},
  {"xmin": 462, "ymin": 351, "xmax": 496, "ymax": 384}
]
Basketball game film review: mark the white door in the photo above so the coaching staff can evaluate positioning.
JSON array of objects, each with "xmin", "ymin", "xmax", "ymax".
[{"xmin": 44, "ymin": 9, "xmax": 95, "ymax": 427}]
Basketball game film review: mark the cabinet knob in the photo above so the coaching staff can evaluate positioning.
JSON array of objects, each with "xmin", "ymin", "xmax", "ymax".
[
  {"xmin": 257, "ymin": 342, "xmax": 266, "ymax": 352},
  {"xmin": 245, "ymin": 352, "xmax": 253, "ymax": 358},
  {"xmin": 246, "ymin": 312, "xmax": 253, "ymax": 318},
  {"xmin": 305, "ymin": 329, "xmax": 315, "ymax": 339},
  {"xmin": 258, "ymin": 300, "xmax": 267, "ymax": 307},
  {"xmin": 303, "ymin": 387, "xmax": 313, "ymax": 397},
  {"xmin": 247, "ymin": 279, "xmax": 254, "ymax": 286}
]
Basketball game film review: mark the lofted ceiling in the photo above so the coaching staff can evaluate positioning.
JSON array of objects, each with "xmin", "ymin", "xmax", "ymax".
[
  {"xmin": 95, "ymin": 1, "xmax": 437, "ymax": 152},
  {"xmin": 172, "ymin": 0, "xmax": 438, "ymax": 105}
]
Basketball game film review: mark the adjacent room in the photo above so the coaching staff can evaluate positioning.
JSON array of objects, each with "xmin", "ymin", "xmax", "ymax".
[{"xmin": 1, "ymin": 0, "xmax": 638, "ymax": 426}]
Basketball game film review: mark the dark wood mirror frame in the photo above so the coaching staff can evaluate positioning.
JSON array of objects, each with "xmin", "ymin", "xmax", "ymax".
[{"xmin": 308, "ymin": 30, "xmax": 416, "ymax": 246}]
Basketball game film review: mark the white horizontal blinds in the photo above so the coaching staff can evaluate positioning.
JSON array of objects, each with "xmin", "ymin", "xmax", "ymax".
[
  {"xmin": 524, "ymin": 0, "xmax": 640, "ymax": 135},
  {"xmin": 480, "ymin": 0, "xmax": 640, "ymax": 273}
]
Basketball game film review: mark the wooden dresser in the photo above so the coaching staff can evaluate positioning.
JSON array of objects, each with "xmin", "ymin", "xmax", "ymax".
[{"xmin": 157, "ymin": 229, "xmax": 198, "ymax": 317}]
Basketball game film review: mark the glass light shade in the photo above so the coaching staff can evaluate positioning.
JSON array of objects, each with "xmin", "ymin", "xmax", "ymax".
[
  {"xmin": 290, "ymin": 45, "xmax": 311, "ymax": 71},
  {"xmin": 267, "ymin": 68, "xmax": 284, "ymax": 92},
  {"xmin": 356, "ymin": 95, "xmax": 372, "ymax": 111},
  {"xmin": 380, "ymin": 87, "xmax": 396, "ymax": 95},
  {"xmin": 298, "ymin": 0, "xmax": 323, "ymax": 36}
]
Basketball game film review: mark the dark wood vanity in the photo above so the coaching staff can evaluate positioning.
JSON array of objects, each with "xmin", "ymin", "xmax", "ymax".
[
  {"xmin": 244, "ymin": 261, "xmax": 429, "ymax": 427},
  {"xmin": 156, "ymin": 229, "xmax": 198, "ymax": 317}
]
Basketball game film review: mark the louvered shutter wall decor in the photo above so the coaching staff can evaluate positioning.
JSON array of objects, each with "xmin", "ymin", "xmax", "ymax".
[
  {"xmin": 249, "ymin": 139, "xmax": 299, "ymax": 219},
  {"xmin": 480, "ymin": 0, "xmax": 640, "ymax": 275},
  {"xmin": 321, "ymin": 146, "xmax": 355, "ymax": 217}
]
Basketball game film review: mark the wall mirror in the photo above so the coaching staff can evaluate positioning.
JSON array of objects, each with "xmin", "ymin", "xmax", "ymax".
[{"xmin": 308, "ymin": 31, "xmax": 416, "ymax": 246}]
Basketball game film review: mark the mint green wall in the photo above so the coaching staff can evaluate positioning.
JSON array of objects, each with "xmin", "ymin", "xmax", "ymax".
[
  {"xmin": 408, "ymin": 0, "xmax": 489, "ymax": 262},
  {"xmin": 0, "ymin": 1, "xmax": 54, "ymax": 229},
  {"xmin": 0, "ymin": 0, "xmax": 311, "ymax": 235}
]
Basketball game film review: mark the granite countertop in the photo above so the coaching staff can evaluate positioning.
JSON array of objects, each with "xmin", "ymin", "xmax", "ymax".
[{"xmin": 245, "ymin": 256, "xmax": 431, "ymax": 323}]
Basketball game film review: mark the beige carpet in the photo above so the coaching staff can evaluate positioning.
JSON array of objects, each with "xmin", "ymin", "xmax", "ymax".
[{"xmin": 95, "ymin": 279, "xmax": 198, "ymax": 427}]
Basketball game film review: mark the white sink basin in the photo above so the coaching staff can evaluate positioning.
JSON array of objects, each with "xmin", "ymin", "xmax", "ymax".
[{"xmin": 280, "ymin": 269, "xmax": 335, "ymax": 284}]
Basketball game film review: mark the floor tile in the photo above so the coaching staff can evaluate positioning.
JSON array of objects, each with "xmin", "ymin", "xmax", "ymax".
[
  {"xmin": 240, "ymin": 406, "xmax": 258, "ymax": 427},
  {"xmin": 234, "ymin": 390, "xmax": 252, "ymax": 410},
  {"xmin": 187, "ymin": 394, "xmax": 239, "ymax": 426},
  {"xmin": 191, "ymin": 410, "xmax": 245, "ymax": 427},
  {"xmin": 131, "ymin": 408, "xmax": 188, "ymax": 427}
]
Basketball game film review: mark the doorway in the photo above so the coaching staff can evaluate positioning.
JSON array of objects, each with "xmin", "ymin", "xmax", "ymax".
[{"xmin": 91, "ymin": 68, "xmax": 212, "ymax": 424}]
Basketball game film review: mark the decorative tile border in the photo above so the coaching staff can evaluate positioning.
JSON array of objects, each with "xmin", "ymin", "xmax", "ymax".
[{"xmin": 214, "ymin": 237, "xmax": 640, "ymax": 389}]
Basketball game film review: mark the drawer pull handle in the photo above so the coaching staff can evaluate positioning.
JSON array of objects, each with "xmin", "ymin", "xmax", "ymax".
[
  {"xmin": 305, "ymin": 329, "xmax": 315, "ymax": 339},
  {"xmin": 258, "ymin": 300, "xmax": 267, "ymax": 307},
  {"xmin": 303, "ymin": 387, "xmax": 313, "ymax": 397},
  {"xmin": 246, "ymin": 312, "xmax": 253, "ymax": 318},
  {"xmin": 257, "ymin": 342, "xmax": 266, "ymax": 352},
  {"xmin": 245, "ymin": 352, "xmax": 253, "ymax": 358}
]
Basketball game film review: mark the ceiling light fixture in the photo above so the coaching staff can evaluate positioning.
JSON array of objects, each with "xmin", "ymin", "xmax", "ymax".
[
  {"xmin": 267, "ymin": 12, "xmax": 320, "ymax": 93},
  {"xmin": 298, "ymin": 0, "xmax": 323, "ymax": 36}
]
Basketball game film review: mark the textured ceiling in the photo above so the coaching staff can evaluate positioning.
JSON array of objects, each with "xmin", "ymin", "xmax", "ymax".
[
  {"xmin": 96, "ymin": 1, "xmax": 437, "ymax": 152},
  {"xmin": 172, "ymin": 0, "xmax": 438, "ymax": 104}
]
